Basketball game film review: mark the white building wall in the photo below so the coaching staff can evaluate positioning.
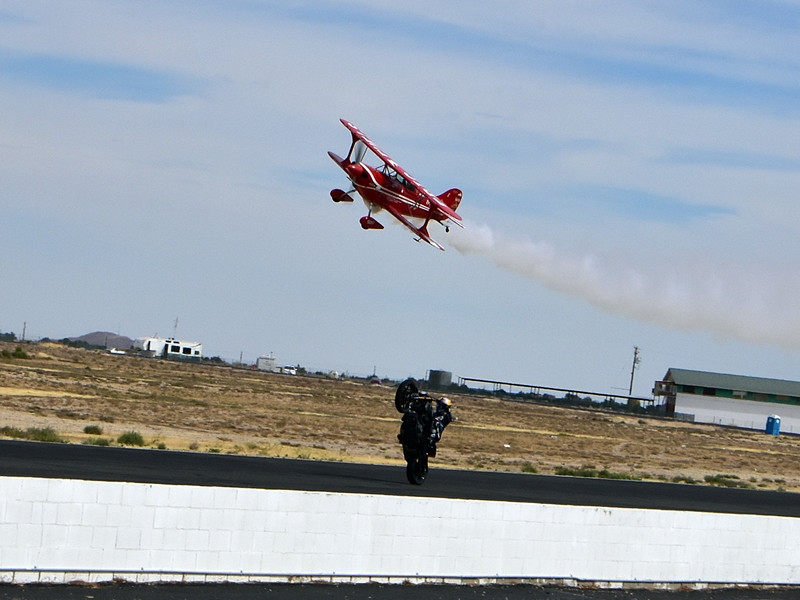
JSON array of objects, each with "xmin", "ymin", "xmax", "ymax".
[
  {"xmin": 675, "ymin": 394, "xmax": 800, "ymax": 433},
  {"xmin": 1, "ymin": 476, "xmax": 799, "ymax": 585}
]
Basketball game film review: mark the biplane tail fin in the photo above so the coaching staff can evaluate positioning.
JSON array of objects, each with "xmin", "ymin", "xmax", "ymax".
[
  {"xmin": 437, "ymin": 188, "xmax": 463, "ymax": 212},
  {"xmin": 417, "ymin": 222, "xmax": 445, "ymax": 251}
]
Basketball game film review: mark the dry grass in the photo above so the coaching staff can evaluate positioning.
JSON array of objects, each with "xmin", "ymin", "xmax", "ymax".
[{"xmin": 2, "ymin": 341, "xmax": 800, "ymax": 492}]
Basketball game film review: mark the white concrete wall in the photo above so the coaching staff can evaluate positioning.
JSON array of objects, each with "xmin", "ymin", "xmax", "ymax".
[
  {"xmin": 675, "ymin": 393, "xmax": 800, "ymax": 433},
  {"xmin": 1, "ymin": 476, "xmax": 799, "ymax": 585}
]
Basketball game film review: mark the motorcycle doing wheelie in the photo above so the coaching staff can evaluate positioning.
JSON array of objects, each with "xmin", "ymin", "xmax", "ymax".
[{"xmin": 395, "ymin": 378, "xmax": 453, "ymax": 485}]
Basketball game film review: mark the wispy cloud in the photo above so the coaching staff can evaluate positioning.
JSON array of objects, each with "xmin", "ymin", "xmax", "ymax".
[
  {"xmin": 0, "ymin": 51, "xmax": 201, "ymax": 102},
  {"xmin": 663, "ymin": 148, "xmax": 800, "ymax": 171},
  {"xmin": 562, "ymin": 186, "xmax": 734, "ymax": 223}
]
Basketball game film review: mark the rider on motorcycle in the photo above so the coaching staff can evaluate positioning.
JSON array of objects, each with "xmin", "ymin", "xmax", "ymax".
[
  {"xmin": 395, "ymin": 379, "xmax": 454, "ymax": 483},
  {"xmin": 430, "ymin": 397, "xmax": 453, "ymax": 444}
]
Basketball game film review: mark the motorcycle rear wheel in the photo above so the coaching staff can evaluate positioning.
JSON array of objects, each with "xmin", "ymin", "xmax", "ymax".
[{"xmin": 406, "ymin": 453, "xmax": 428, "ymax": 485}]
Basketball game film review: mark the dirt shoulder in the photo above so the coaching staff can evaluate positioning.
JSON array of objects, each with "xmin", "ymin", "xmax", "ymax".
[{"xmin": 2, "ymin": 341, "xmax": 799, "ymax": 492}]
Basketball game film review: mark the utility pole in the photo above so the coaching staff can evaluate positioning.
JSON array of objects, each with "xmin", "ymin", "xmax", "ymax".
[{"xmin": 628, "ymin": 346, "xmax": 641, "ymax": 396}]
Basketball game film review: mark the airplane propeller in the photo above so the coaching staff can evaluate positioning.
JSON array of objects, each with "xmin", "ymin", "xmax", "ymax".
[{"xmin": 352, "ymin": 139, "xmax": 367, "ymax": 164}]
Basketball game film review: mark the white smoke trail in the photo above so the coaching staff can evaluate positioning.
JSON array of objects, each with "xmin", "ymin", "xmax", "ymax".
[{"xmin": 448, "ymin": 223, "xmax": 800, "ymax": 350}]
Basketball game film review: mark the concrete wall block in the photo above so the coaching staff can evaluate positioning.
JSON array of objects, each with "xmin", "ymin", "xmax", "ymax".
[
  {"xmin": 194, "ymin": 551, "xmax": 228, "ymax": 574},
  {"xmin": 95, "ymin": 481, "xmax": 124, "ymax": 505},
  {"xmin": 172, "ymin": 506, "xmax": 202, "ymax": 530},
  {"xmin": 68, "ymin": 481, "xmax": 99, "ymax": 506},
  {"xmin": 10, "ymin": 523, "xmax": 44, "ymax": 549},
  {"xmin": 747, "ymin": 561, "xmax": 797, "ymax": 584},
  {"xmin": 186, "ymin": 528, "xmax": 211, "ymax": 552},
  {"xmin": 498, "ymin": 500, "xmax": 525, "ymax": 522},
  {"xmin": 3, "ymin": 499, "xmax": 34, "ymax": 523},
  {"xmin": 29, "ymin": 544, "xmax": 67, "ymax": 569},
  {"xmin": 225, "ymin": 550, "xmax": 258, "ymax": 574},
  {"xmin": 0, "ymin": 546, "xmax": 30, "ymax": 569},
  {"xmin": 81, "ymin": 502, "xmax": 108, "ymax": 525},
  {"xmin": 55, "ymin": 502, "xmax": 84, "ymax": 526},
  {"xmin": 161, "ymin": 527, "xmax": 188, "ymax": 551},
  {"xmin": 30, "ymin": 501, "xmax": 57, "ymax": 525},
  {"xmin": 280, "ymin": 510, "xmax": 308, "ymax": 533},
  {"xmin": 228, "ymin": 528, "xmax": 256, "ymax": 552},
  {"xmin": 65, "ymin": 524, "xmax": 94, "ymax": 549},
  {"xmin": 104, "ymin": 503, "xmax": 133, "ymax": 530},
  {"xmin": 115, "ymin": 526, "xmax": 142, "ymax": 550},
  {"xmin": 70, "ymin": 547, "xmax": 108, "ymax": 569},
  {"xmin": 44, "ymin": 479, "xmax": 76, "ymax": 504},
  {"xmin": 90, "ymin": 525, "xmax": 117, "ymax": 549},
  {"xmin": 207, "ymin": 528, "xmax": 231, "ymax": 552},
  {"xmin": 138, "ymin": 526, "xmax": 165, "ymax": 551},
  {"xmin": 197, "ymin": 507, "xmax": 220, "ymax": 531},
  {"xmin": 120, "ymin": 482, "xmax": 149, "ymax": 506},
  {"xmin": 128, "ymin": 504, "xmax": 156, "ymax": 530},
  {"xmin": 302, "ymin": 509, "xmax": 335, "ymax": 534},
  {"xmin": 211, "ymin": 486, "xmax": 240, "ymax": 509},
  {"xmin": 235, "ymin": 487, "xmax": 264, "ymax": 511},
  {"xmin": 142, "ymin": 549, "xmax": 175, "ymax": 572},
  {"xmin": 260, "ymin": 489, "xmax": 295, "ymax": 513},
  {"xmin": 117, "ymin": 549, "xmax": 151, "ymax": 571},
  {"xmin": 0, "ymin": 477, "xmax": 24, "ymax": 502},
  {"xmin": 250, "ymin": 529, "xmax": 277, "ymax": 555},
  {"xmin": 186, "ymin": 485, "xmax": 216, "ymax": 509},
  {"xmin": 165, "ymin": 484, "xmax": 195, "ymax": 509},
  {"xmin": 152, "ymin": 505, "xmax": 180, "ymax": 529},
  {"xmin": 334, "ymin": 552, "xmax": 369, "ymax": 575},
  {"xmin": 168, "ymin": 549, "xmax": 200, "ymax": 573},
  {"xmin": 40, "ymin": 523, "xmax": 71, "ymax": 551},
  {"xmin": 218, "ymin": 508, "xmax": 249, "ymax": 531}
]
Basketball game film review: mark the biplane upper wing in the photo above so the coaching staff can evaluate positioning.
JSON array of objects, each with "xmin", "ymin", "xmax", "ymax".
[{"xmin": 340, "ymin": 119, "xmax": 463, "ymax": 226}]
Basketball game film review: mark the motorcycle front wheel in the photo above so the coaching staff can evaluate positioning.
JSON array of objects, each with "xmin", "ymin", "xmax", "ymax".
[
  {"xmin": 395, "ymin": 378, "xmax": 419, "ymax": 413},
  {"xmin": 406, "ymin": 453, "xmax": 428, "ymax": 485}
]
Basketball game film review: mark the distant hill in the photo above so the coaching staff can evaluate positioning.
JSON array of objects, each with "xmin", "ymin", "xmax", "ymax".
[{"xmin": 69, "ymin": 331, "xmax": 134, "ymax": 349}]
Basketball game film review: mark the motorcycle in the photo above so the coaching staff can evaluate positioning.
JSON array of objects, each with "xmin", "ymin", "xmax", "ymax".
[{"xmin": 395, "ymin": 378, "xmax": 452, "ymax": 485}]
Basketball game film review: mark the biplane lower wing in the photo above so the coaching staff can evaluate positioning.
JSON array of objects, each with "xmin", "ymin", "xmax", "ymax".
[{"xmin": 383, "ymin": 204, "xmax": 445, "ymax": 251}]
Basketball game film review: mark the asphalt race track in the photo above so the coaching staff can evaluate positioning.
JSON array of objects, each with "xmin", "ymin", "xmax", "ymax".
[
  {"xmin": 2, "ymin": 439, "xmax": 800, "ymax": 599},
  {"xmin": 2, "ymin": 582, "xmax": 800, "ymax": 600},
  {"xmin": 1, "ymin": 439, "xmax": 799, "ymax": 517}
]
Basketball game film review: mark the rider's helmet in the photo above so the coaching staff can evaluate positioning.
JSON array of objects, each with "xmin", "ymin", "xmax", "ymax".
[{"xmin": 441, "ymin": 397, "xmax": 452, "ymax": 406}]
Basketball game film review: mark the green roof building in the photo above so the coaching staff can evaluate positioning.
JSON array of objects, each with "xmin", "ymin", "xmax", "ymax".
[{"xmin": 655, "ymin": 368, "xmax": 800, "ymax": 433}]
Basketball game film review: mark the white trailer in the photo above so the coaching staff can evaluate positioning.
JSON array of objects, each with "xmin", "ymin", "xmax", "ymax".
[
  {"xmin": 256, "ymin": 355, "xmax": 278, "ymax": 372},
  {"xmin": 134, "ymin": 337, "xmax": 203, "ymax": 360}
]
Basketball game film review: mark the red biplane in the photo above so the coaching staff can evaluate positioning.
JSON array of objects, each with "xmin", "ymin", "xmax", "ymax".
[{"xmin": 328, "ymin": 119, "xmax": 463, "ymax": 251}]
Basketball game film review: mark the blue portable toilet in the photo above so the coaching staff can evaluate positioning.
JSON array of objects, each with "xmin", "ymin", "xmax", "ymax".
[{"xmin": 766, "ymin": 415, "xmax": 781, "ymax": 436}]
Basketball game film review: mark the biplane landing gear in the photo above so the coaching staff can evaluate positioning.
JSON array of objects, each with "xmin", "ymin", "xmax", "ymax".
[
  {"xmin": 360, "ymin": 215, "xmax": 384, "ymax": 230},
  {"xmin": 330, "ymin": 188, "xmax": 354, "ymax": 203}
]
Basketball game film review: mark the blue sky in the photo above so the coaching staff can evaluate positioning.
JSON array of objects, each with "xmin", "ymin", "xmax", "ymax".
[{"xmin": 3, "ymin": 1, "xmax": 800, "ymax": 396}]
